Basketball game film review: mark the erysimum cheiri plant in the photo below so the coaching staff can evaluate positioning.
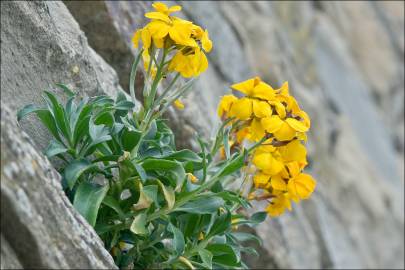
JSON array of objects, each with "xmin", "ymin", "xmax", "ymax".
[{"xmin": 17, "ymin": 2, "xmax": 316, "ymax": 269}]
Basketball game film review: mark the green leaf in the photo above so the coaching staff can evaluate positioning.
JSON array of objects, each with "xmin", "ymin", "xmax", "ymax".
[
  {"xmin": 157, "ymin": 180, "xmax": 175, "ymax": 210},
  {"xmin": 175, "ymin": 196, "xmax": 224, "ymax": 214},
  {"xmin": 130, "ymin": 212, "xmax": 148, "ymax": 235},
  {"xmin": 89, "ymin": 121, "xmax": 112, "ymax": 146},
  {"xmin": 223, "ymin": 127, "xmax": 231, "ymax": 159},
  {"xmin": 94, "ymin": 111, "xmax": 114, "ymax": 127},
  {"xmin": 218, "ymin": 153, "xmax": 245, "ymax": 178},
  {"xmin": 207, "ymin": 210, "xmax": 231, "ymax": 238},
  {"xmin": 121, "ymin": 129, "xmax": 142, "ymax": 152},
  {"xmin": 55, "ymin": 83, "xmax": 75, "ymax": 97},
  {"xmin": 198, "ymin": 249, "xmax": 213, "ymax": 269},
  {"xmin": 44, "ymin": 140, "xmax": 68, "ymax": 158},
  {"xmin": 115, "ymin": 100, "xmax": 135, "ymax": 111},
  {"xmin": 133, "ymin": 182, "xmax": 153, "ymax": 211},
  {"xmin": 43, "ymin": 91, "xmax": 71, "ymax": 141},
  {"xmin": 102, "ymin": 195, "xmax": 125, "ymax": 218},
  {"xmin": 231, "ymin": 232, "xmax": 262, "ymax": 246},
  {"xmin": 17, "ymin": 104, "xmax": 43, "ymax": 121},
  {"xmin": 143, "ymin": 185, "xmax": 159, "ymax": 207},
  {"xmin": 250, "ymin": 211, "xmax": 267, "ymax": 224},
  {"xmin": 161, "ymin": 149, "xmax": 202, "ymax": 162},
  {"xmin": 73, "ymin": 182, "xmax": 109, "ymax": 227},
  {"xmin": 168, "ymin": 223, "xmax": 185, "ymax": 256},
  {"xmin": 64, "ymin": 159, "xmax": 95, "ymax": 189},
  {"xmin": 36, "ymin": 110, "xmax": 63, "ymax": 142},
  {"xmin": 206, "ymin": 243, "xmax": 239, "ymax": 267},
  {"xmin": 141, "ymin": 159, "xmax": 185, "ymax": 191}
]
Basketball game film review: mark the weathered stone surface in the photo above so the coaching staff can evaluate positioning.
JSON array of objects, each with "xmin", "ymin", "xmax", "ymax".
[
  {"xmin": 1, "ymin": 1, "xmax": 124, "ymax": 152},
  {"xmin": 1, "ymin": 104, "xmax": 117, "ymax": 269},
  {"xmin": 0, "ymin": 1, "xmax": 126, "ymax": 268}
]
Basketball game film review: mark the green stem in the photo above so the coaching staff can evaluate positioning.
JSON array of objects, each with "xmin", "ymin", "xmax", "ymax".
[{"xmin": 129, "ymin": 49, "xmax": 144, "ymax": 108}]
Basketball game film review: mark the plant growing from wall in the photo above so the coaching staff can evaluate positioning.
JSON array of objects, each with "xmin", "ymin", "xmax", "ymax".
[{"xmin": 18, "ymin": 2, "xmax": 316, "ymax": 269}]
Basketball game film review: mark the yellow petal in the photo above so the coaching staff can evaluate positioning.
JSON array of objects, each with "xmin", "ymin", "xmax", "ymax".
[
  {"xmin": 278, "ymin": 81, "xmax": 289, "ymax": 95},
  {"xmin": 253, "ymin": 173, "xmax": 270, "ymax": 188},
  {"xmin": 286, "ymin": 118, "xmax": 309, "ymax": 132},
  {"xmin": 174, "ymin": 99, "xmax": 185, "ymax": 110},
  {"xmin": 231, "ymin": 78, "xmax": 256, "ymax": 96},
  {"xmin": 288, "ymin": 173, "xmax": 316, "ymax": 200},
  {"xmin": 153, "ymin": 37, "xmax": 164, "ymax": 48},
  {"xmin": 236, "ymin": 126, "xmax": 251, "ymax": 143},
  {"xmin": 250, "ymin": 118, "xmax": 265, "ymax": 142},
  {"xmin": 229, "ymin": 98, "xmax": 253, "ymax": 120},
  {"xmin": 217, "ymin": 95, "xmax": 238, "ymax": 117},
  {"xmin": 145, "ymin": 12, "xmax": 171, "ymax": 24},
  {"xmin": 296, "ymin": 110, "xmax": 311, "ymax": 128},
  {"xmin": 132, "ymin": 30, "xmax": 141, "ymax": 48},
  {"xmin": 285, "ymin": 161, "xmax": 300, "ymax": 178},
  {"xmin": 202, "ymin": 30, "xmax": 212, "ymax": 52},
  {"xmin": 279, "ymin": 140, "xmax": 307, "ymax": 164},
  {"xmin": 252, "ymin": 152, "xmax": 283, "ymax": 175},
  {"xmin": 141, "ymin": 28, "xmax": 152, "ymax": 49},
  {"xmin": 261, "ymin": 115, "xmax": 283, "ymax": 133},
  {"xmin": 152, "ymin": 2, "xmax": 169, "ymax": 13},
  {"xmin": 252, "ymin": 82, "xmax": 275, "ymax": 100},
  {"xmin": 271, "ymin": 175, "xmax": 287, "ymax": 191},
  {"xmin": 147, "ymin": 21, "xmax": 170, "ymax": 39},
  {"xmin": 169, "ymin": 21, "xmax": 193, "ymax": 45},
  {"xmin": 270, "ymin": 101, "xmax": 286, "ymax": 119},
  {"xmin": 168, "ymin": 5, "xmax": 182, "ymax": 13},
  {"xmin": 265, "ymin": 194, "xmax": 291, "ymax": 217},
  {"xmin": 252, "ymin": 100, "xmax": 272, "ymax": 118},
  {"xmin": 273, "ymin": 121, "xmax": 296, "ymax": 141}
]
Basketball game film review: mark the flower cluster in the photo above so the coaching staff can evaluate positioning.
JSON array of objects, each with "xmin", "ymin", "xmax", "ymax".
[
  {"xmin": 132, "ymin": 2, "xmax": 212, "ymax": 78},
  {"xmin": 217, "ymin": 77, "xmax": 316, "ymax": 216}
]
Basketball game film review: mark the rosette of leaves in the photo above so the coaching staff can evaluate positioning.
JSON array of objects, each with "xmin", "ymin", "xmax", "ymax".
[{"xmin": 18, "ymin": 85, "xmax": 266, "ymax": 269}]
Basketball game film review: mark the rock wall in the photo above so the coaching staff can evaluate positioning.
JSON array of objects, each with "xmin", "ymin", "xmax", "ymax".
[{"xmin": 1, "ymin": 1, "xmax": 404, "ymax": 269}]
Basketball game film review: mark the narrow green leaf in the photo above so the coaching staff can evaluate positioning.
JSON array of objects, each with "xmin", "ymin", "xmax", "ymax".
[
  {"xmin": 55, "ymin": 83, "xmax": 75, "ymax": 97},
  {"xmin": 102, "ymin": 195, "xmax": 125, "ymax": 218},
  {"xmin": 231, "ymin": 232, "xmax": 262, "ymax": 246},
  {"xmin": 36, "ymin": 110, "xmax": 63, "ymax": 143},
  {"xmin": 73, "ymin": 182, "xmax": 108, "ymax": 227},
  {"xmin": 130, "ymin": 212, "xmax": 148, "ymax": 235},
  {"xmin": 207, "ymin": 210, "xmax": 231, "ymax": 238},
  {"xmin": 161, "ymin": 149, "xmax": 202, "ymax": 162},
  {"xmin": 43, "ymin": 91, "xmax": 71, "ymax": 142},
  {"xmin": 64, "ymin": 159, "xmax": 94, "ymax": 189},
  {"xmin": 44, "ymin": 140, "xmax": 68, "ymax": 158},
  {"xmin": 175, "ymin": 196, "xmax": 224, "ymax": 214},
  {"xmin": 223, "ymin": 127, "xmax": 231, "ymax": 159},
  {"xmin": 218, "ymin": 154, "xmax": 245, "ymax": 178},
  {"xmin": 17, "ymin": 104, "xmax": 43, "ymax": 121}
]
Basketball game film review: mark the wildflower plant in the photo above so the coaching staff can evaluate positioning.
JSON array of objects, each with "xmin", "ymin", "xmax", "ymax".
[{"xmin": 17, "ymin": 2, "xmax": 315, "ymax": 269}]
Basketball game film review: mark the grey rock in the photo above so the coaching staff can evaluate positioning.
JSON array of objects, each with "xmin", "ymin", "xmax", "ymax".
[
  {"xmin": 1, "ymin": 104, "xmax": 117, "ymax": 269},
  {"xmin": 0, "ymin": 1, "xmax": 124, "ymax": 152}
]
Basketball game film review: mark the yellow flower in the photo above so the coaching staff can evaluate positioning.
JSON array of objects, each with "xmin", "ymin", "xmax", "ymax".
[
  {"xmin": 261, "ymin": 115, "xmax": 309, "ymax": 141},
  {"xmin": 231, "ymin": 77, "xmax": 276, "ymax": 101},
  {"xmin": 228, "ymin": 97, "xmax": 253, "ymax": 120},
  {"xmin": 217, "ymin": 95, "xmax": 238, "ymax": 118},
  {"xmin": 287, "ymin": 172, "xmax": 316, "ymax": 202},
  {"xmin": 151, "ymin": 2, "xmax": 182, "ymax": 15},
  {"xmin": 186, "ymin": 173, "xmax": 198, "ymax": 183},
  {"xmin": 174, "ymin": 99, "xmax": 185, "ymax": 110},
  {"xmin": 168, "ymin": 47, "xmax": 208, "ymax": 77},
  {"xmin": 265, "ymin": 193, "xmax": 292, "ymax": 217}
]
